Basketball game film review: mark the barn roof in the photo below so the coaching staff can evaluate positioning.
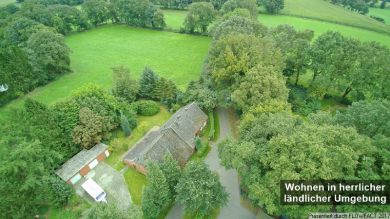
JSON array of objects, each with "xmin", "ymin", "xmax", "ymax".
[
  {"xmin": 55, "ymin": 143, "xmax": 108, "ymax": 181},
  {"xmin": 123, "ymin": 102, "xmax": 207, "ymax": 166}
]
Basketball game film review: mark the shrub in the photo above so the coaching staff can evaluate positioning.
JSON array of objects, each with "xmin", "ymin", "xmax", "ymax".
[
  {"xmin": 288, "ymin": 85, "xmax": 321, "ymax": 116},
  {"xmin": 46, "ymin": 176, "xmax": 74, "ymax": 207},
  {"xmin": 120, "ymin": 112, "xmax": 131, "ymax": 137},
  {"xmin": 195, "ymin": 137, "xmax": 202, "ymax": 151},
  {"xmin": 370, "ymin": 15, "xmax": 385, "ymax": 23},
  {"xmin": 136, "ymin": 100, "xmax": 160, "ymax": 116}
]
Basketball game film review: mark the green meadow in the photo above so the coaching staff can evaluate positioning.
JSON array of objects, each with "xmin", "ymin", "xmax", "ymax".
[
  {"xmin": 0, "ymin": 0, "xmax": 15, "ymax": 6},
  {"xmin": 281, "ymin": 0, "xmax": 390, "ymax": 34},
  {"xmin": 369, "ymin": 8, "xmax": 390, "ymax": 25},
  {"xmin": 2, "ymin": 2, "xmax": 390, "ymax": 121},
  {"xmin": 163, "ymin": 10, "xmax": 390, "ymax": 48},
  {"xmin": 0, "ymin": 25, "xmax": 211, "ymax": 120}
]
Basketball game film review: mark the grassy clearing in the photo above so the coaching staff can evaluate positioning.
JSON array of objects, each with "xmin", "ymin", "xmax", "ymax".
[
  {"xmin": 106, "ymin": 106, "xmax": 172, "ymax": 170},
  {"xmin": 123, "ymin": 168, "xmax": 147, "ymax": 205},
  {"xmin": 45, "ymin": 194, "xmax": 91, "ymax": 219},
  {"xmin": 0, "ymin": 24, "xmax": 210, "ymax": 121},
  {"xmin": 0, "ymin": 0, "xmax": 15, "ymax": 6},
  {"xmin": 369, "ymin": 8, "xmax": 390, "ymax": 25},
  {"xmin": 259, "ymin": 14, "xmax": 390, "ymax": 48},
  {"xmin": 164, "ymin": 9, "xmax": 186, "ymax": 30},
  {"xmin": 279, "ymin": 0, "xmax": 390, "ymax": 34},
  {"xmin": 163, "ymin": 10, "xmax": 390, "ymax": 48}
]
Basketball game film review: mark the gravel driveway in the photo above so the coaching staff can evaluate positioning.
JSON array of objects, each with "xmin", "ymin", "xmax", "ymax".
[
  {"xmin": 166, "ymin": 108, "xmax": 257, "ymax": 219},
  {"xmin": 204, "ymin": 108, "xmax": 256, "ymax": 219}
]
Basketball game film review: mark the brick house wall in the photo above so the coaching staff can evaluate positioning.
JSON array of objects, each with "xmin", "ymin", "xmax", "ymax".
[{"xmin": 124, "ymin": 160, "xmax": 147, "ymax": 175}]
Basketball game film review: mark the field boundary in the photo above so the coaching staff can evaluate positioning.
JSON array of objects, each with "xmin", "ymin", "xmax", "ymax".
[{"xmin": 273, "ymin": 12, "xmax": 390, "ymax": 35}]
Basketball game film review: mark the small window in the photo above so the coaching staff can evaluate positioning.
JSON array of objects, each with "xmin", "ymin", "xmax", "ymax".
[
  {"xmin": 88, "ymin": 159, "xmax": 99, "ymax": 169},
  {"xmin": 70, "ymin": 173, "xmax": 81, "ymax": 185}
]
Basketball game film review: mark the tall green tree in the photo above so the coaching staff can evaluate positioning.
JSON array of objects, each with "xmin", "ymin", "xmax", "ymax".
[
  {"xmin": 3, "ymin": 17, "xmax": 50, "ymax": 47},
  {"xmin": 72, "ymin": 107, "xmax": 109, "ymax": 149},
  {"xmin": 152, "ymin": 77, "xmax": 177, "ymax": 102},
  {"xmin": 120, "ymin": 111, "xmax": 131, "ymax": 136},
  {"xmin": 261, "ymin": 0, "xmax": 284, "ymax": 14},
  {"xmin": 175, "ymin": 161, "xmax": 228, "ymax": 217},
  {"xmin": 184, "ymin": 80, "xmax": 217, "ymax": 112},
  {"xmin": 48, "ymin": 4, "xmax": 89, "ymax": 34},
  {"xmin": 219, "ymin": 116, "xmax": 376, "ymax": 217},
  {"xmin": 269, "ymin": 25, "xmax": 313, "ymax": 85},
  {"xmin": 211, "ymin": 0, "xmax": 228, "ymax": 10},
  {"xmin": 112, "ymin": 66, "xmax": 139, "ymax": 103},
  {"xmin": 159, "ymin": 153, "xmax": 181, "ymax": 197},
  {"xmin": 26, "ymin": 30, "xmax": 71, "ymax": 84},
  {"xmin": 142, "ymin": 162, "xmax": 171, "ymax": 219},
  {"xmin": 206, "ymin": 34, "xmax": 284, "ymax": 108},
  {"xmin": 0, "ymin": 141, "xmax": 61, "ymax": 219},
  {"xmin": 335, "ymin": 99, "xmax": 390, "ymax": 138},
  {"xmin": 82, "ymin": 0, "xmax": 111, "ymax": 26},
  {"xmin": 183, "ymin": 2, "xmax": 216, "ymax": 33},
  {"xmin": 139, "ymin": 67, "xmax": 159, "ymax": 99},
  {"xmin": 221, "ymin": 0, "xmax": 258, "ymax": 17},
  {"xmin": 231, "ymin": 64, "xmax": 289, "ymax": 112},
  {"xmin": 210, "ymin": 12, "xmax": 268, "ymax": 40}
]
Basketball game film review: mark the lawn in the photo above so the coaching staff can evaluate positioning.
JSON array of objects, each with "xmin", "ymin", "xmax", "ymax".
[
  {"xmin": 164, "ymin": 9, "xmax": 187, "ymax": 30},
  {"xmin": 259, "ymin": 14, "xmax": 390, "ymax": 48},
  {"xmin": 163, "ymin": 10, "xmax": 390, "ymax": 48},
  {"xmin": 369, "ymin": 8, "xmax": 390, "ymax": 25},
  {"xmin": 124, "ymin": 168, "xmax": 147, "ymax": 205},
  {"xmin": 280, "ymin": 0, "xmax": 390, "ymax": 34},
  {"xmin": 106, "ymin": 106, "xmax": 172, "ymax": 170},
  {"xmin": 45, "ymin": 194, "xmax": 91, "ymax": 219},
  {"xmin": 0, "ymin": 24, "xmax": 210, "ymax": 121},
  {"xmin": 0, "ymin": 0, "xmax": 15, "ymax": 6}
]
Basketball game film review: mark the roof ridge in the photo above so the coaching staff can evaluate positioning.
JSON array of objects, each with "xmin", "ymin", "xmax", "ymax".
[{"xmin": 165, "ymin": 127, "xmax": 194, "ymax": 150}]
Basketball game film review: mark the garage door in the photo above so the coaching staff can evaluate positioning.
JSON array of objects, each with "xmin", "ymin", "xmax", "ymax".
[
  {"xmin": 70, "ymin": 173, "xmax": 81, "ymax": 185},
  {"xmin": 88, "ymin": 159, "xmax": 99, "ymax": 169}
]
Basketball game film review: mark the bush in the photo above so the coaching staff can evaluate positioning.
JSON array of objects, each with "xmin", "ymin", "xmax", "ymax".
[
  {"xmin": 136, "ymin": 100, "xmax": 160, "ymax": 116},
  {"xmin": 46, "ymin": 176, "xmax": 74, "ymax": 207},
  {"xmin": 197, "ymin": 143, "xmax": 210, "ymax": 158},
  {"xmin": 288, "ymin": 85, "xmax": 321, "ymax": 116},
  {"xmin": 371, "ymin": 15, "xmax": 385, "ymax": 23}
]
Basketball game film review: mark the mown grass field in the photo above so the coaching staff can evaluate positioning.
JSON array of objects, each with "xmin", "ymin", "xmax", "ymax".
[
  {"xmin": 280, "ymin": 0, "xmax": 390, "ymax": 34},
  {"xmin": 163, "ymin": 10, "xmax": 390, "ymax": 48},
  {"xmin": 0, "ymin": 0, "xmax": 15, "ymax": 6},
  {"xmin": 369, "ymin": 8, "xmax": 390, "ymax": 25},
  {"xmin": 0, "ymin": 25, "xmax": 211, "ymax": 121},
  {"xmin": 124, "ymin": 168, "xmax": 147, "ymax": 205}
]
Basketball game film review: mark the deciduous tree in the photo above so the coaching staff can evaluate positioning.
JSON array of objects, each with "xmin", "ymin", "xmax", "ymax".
[
  {"xmin": 26, "ymin": 30, "xmax": 71, "ymax": 84},
  {"xmin": 72, "ymin": 107, "xmax": 108, "ymax": 149},
  {"xmin": 142, "ymin": 162, "xmax": 171, "ymax": 219},
  {"xmin": 183, "ymin": 2, "xmax": 216, "ymax": 33},
  {"xmin": 221, "ymin": 0, "xmax": 258, "ymax": 17},
  {"xmin": 175, "ymin": 161, "xmax": 228, "ymax": 217},
  {"xmin": 82, "ymin": 0, "xmax": 111, "ymax": 26}
]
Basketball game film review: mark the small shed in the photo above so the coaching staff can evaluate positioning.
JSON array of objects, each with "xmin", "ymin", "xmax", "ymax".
[{"xmin": 55, "ymin": 143, "xmax": 110, "ymax": 185}]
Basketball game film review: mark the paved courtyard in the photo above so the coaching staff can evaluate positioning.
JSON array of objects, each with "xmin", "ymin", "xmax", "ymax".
[{"xmin": 74, "ymin": 162, "xmax": 132, "ymax": 210}]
